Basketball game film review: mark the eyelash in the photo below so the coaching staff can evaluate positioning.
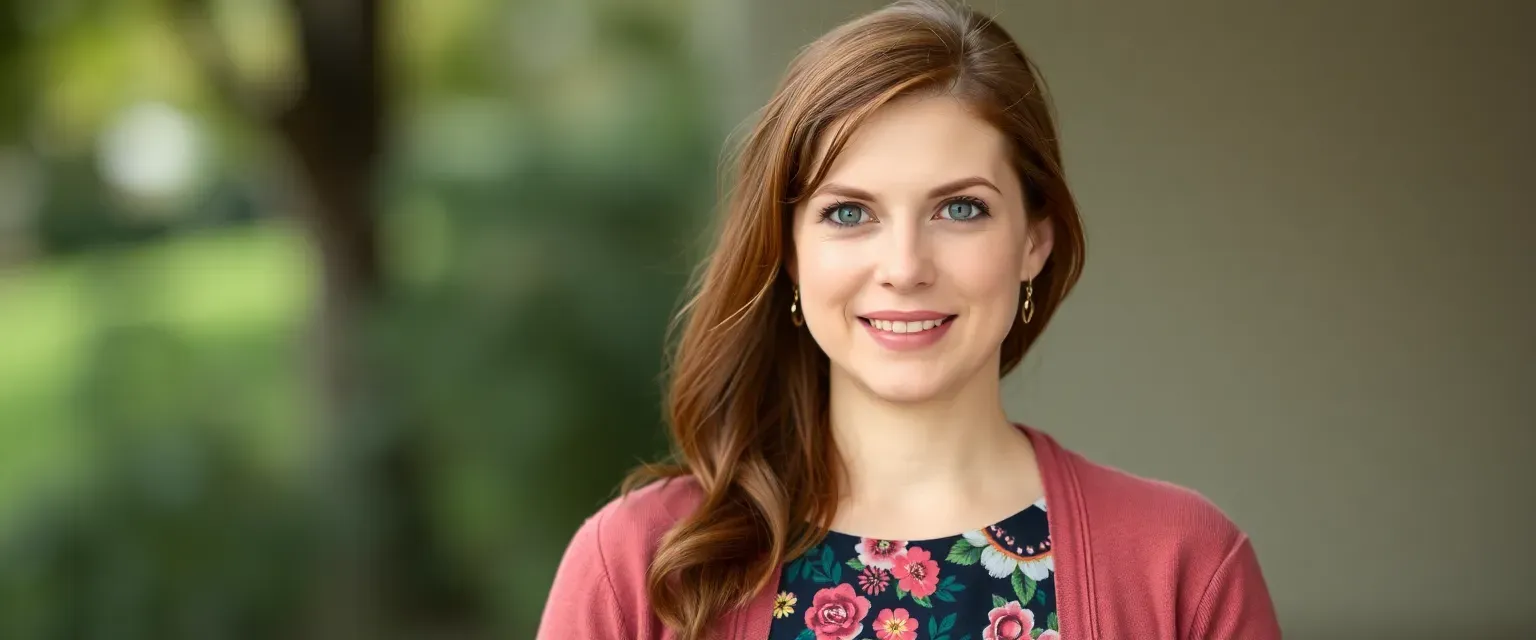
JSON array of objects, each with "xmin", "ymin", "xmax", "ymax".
[{"xmin": 817, "ymin": 196, "xmax": 993, "ymax": 226}]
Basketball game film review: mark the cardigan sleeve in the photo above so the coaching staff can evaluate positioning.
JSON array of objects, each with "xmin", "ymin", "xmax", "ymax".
[
  {"xmin": 1186, "ymin": 534, "xmax": 1282, "ymax": 639},
  {"xmin": 536, "ymin": 511, "xmax": 633, "ymax": 640}
]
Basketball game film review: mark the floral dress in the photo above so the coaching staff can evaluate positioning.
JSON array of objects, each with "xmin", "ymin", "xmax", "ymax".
[{"xmin": 768, "ymin": 498, "xmax": 1058, "ymax": 640}]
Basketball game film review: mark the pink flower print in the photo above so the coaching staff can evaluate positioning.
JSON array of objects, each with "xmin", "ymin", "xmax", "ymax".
[
  {"xmin": 803, "ymin": 583, "xmax": 871, "ymax": 640},
  {"xmin": 854, "ymin": 538, "xmax": 908, "ymax": 570},
  {"xmin": 1037, "ymin": 631, "xmax": 1060, "ymax": 640},
  {"xmin": 983, "ymin": 600, "xmax": 1036, "ymax": 640},
  {"xmin": 857, "ymin": 566, "xmax": 890, "ymax": 595},
  {"xmin": 891, "ymin": 546, "xmax": 940, "ymax": 598},
  {"xmin": 874, "ymin": 607, "xmax": 918, "ymax": 640}
]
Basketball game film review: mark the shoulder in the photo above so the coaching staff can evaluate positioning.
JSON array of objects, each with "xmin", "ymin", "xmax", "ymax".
[
  {"xmin": 564, "ymin": 474, "xmax": 705, "ymax": 582},
  {"xmin": 1062, "ymin": 447, "xmax": 1247, "ymax": 553},
  {"xmin": 593, "ymin": 474, "xmax": 706, "ymax": 549},
  {"xmin": 537, "ymin": 476, "xmax": 704, "ymax": 639},
  {"xmin": 1049, "ymin": 442, "xmax": 1279, "ymax": 638}
]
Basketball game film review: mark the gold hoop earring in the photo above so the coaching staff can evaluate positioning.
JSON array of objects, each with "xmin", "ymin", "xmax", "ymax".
[
  {"xmin": 790, "ymin": 286, "xmax": 804, "ymax": 327},
  {"xmin": 1021, "ymin": 279, "xmax": 1035, "ymax": 325}
]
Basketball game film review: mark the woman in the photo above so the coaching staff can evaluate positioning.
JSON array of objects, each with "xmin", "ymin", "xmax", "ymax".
[{"xmin": 538, "ymin": 1, "xmax": 1280, "ymax": 638}]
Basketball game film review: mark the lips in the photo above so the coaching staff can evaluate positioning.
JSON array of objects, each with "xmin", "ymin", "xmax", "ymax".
[
  {"xmin": 857, "ymin": 312, "xmax": 956, "ymax": 351},
  {"xmin": 859, "ymin": 315, "xmax": 957, "ymax": 335},
  {"xmin": 860, "ymin": 310, "xmax": 951, "ymax": 322}
]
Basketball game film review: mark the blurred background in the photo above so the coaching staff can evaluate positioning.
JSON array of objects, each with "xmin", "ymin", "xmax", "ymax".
[{"xmin": 0, "ymin": 0, "xmax": 1530, "ymax": 638}]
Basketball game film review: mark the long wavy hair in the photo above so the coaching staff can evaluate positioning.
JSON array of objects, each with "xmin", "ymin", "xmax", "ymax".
[{"xmin": 623, "ymin": 1, "xmax": 1086, "ymax": 636}]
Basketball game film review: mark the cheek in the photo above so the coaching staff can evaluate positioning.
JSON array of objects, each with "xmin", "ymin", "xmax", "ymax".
[
  {"xmin": 935, "ymin": 234, "xmax": 1024, "ymax": 300},
  {"xmin": 793, "ymin": 239, "xmax": 871, "ymax": 315},
  {"xmin": 796, "ymin": 233, "xmax": 868, "ymax": 273}
]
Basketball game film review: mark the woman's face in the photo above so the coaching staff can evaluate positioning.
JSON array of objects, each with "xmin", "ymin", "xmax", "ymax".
[{"xmin": 791, "ymin": 94, "xmax": 1053, "ymax": 403}]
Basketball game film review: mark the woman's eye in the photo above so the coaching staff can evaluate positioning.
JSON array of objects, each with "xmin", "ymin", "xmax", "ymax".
[
  {"xmin": 827, "ymin": 204, "xmax": 869, "ymax": 226},
  {"xmin": 941, "ymin": 200, "xmax": 984, "ymax": 221}
]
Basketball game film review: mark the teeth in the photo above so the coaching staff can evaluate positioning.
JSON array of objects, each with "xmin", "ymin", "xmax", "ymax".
[{"xmin": 867, "ymin": 317, "xmax": 947, "ymax": 333}]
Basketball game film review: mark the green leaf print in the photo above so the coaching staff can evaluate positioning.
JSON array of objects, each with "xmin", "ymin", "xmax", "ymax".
[
  {"xmin": 1031, "ymin": 629, "xmax": 1043, "ymax": 639},
  {"xmin": 933, "ymin": 574, "xmax": 964, "ymax": 603},
  {"xmin": 928, "ymin": 616, "xmax": 939, "ymax": 637},
  {"xmin": 938, "ymin": 612, "xmax": 957, "ymax": 633},
  {"xmin": 991, "ymin": 594, "xmax": 1008, "ymax": 609},
  {"xmin": 895, "ymin": 585, "xmax": 908, "ymax": 600},
  {"xmin": 794, "ymin": 629, "xmax": 815, "ymax": 640},
  {"xmin": 958, "ymin": 635, "xmax": 972, "ymax": 640},
  {"xmin": 795, "ymin": 546, "xmax": 820, "ymax": 581},
  {"xmin": 806, "ymin": 545, "xmax": 838, "ymax": 584},
  {"xmin": 1048, "ymin": 612, "xmax": 1059, "ymax": 631},
  {"xmin": 911, "ymin": 594, "xmax": 934, "ymax": 608},
  {"xmin": 846, "ymin": 557, "xmax": 866, "ymax": 571},
  {"xmin": 1011, "ymin": 568, "xmax": 1036, "ymax": 606},
  {"xmin": 808, "ymin": 558, "xmax": 830, "ymax": 583},
  {"xmin": 945, "ymin": 538, "xmax": 983, "ymax": 565},
  {"xmin": 1034, "ymin": 585, "xmax": 1047, "ymax": 606}
]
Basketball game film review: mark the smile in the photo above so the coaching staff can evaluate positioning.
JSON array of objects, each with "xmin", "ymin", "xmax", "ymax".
[
  {"xmin": 857, "ymin": 313, "xmax": 958, "ymax": 351},
  {"xmin": 859, "ymin": 316, "xmax": 954, "ymax": 334}
]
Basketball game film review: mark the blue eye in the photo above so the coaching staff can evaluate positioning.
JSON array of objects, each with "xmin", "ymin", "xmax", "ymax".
[
  {"xmin": 822, "ymin": 203, "xmax": 870, "ymax": 226},
  {"xmin": 942, "ymin": 199, "xmax": 987, "ymax": 221}
]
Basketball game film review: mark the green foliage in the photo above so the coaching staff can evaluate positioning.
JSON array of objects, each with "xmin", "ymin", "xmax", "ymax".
[
  {"xmin": 0, "ymin": 0, "xmax": 726, "ymax": 637},
  {"xmin": 0, "ymin": 322, "xmax": 316, "ymax": 640}
]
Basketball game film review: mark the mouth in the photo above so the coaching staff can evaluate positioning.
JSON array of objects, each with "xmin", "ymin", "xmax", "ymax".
[{"xmin": 858, "ymin": 315, "xmax": 959, "ymax": 335}]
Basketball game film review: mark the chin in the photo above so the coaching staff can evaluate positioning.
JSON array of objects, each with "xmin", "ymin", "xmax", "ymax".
[{"xmin": 849, "ymin": 361, "xmax": 959, "ymax": 404}]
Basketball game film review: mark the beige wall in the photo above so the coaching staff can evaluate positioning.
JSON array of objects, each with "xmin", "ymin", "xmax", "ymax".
[{"xmin": 732, "ymin": 1, "xmax": 1536, "ymax": 637}]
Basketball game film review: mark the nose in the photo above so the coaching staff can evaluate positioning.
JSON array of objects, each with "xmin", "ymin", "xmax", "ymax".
[{"xmin": 874, "ymin": 220, "xmax": 935, "ymax": 292}]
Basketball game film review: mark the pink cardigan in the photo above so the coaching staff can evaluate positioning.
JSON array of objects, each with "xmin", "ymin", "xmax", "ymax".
[{"xmin": 537, "ymin": 426, "xmax": 1281, "ymax": 639}]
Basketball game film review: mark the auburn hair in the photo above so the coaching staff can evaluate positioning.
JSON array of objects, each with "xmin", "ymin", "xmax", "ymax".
[{"xmin": 623, "ymin": 0, "xmax": 1086, "ymax": 636}]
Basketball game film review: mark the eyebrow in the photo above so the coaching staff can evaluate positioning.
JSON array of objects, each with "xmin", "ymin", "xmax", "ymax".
[{"xmin": 811, "ymin": 176, "xmax": 1003, "ymax": 202}]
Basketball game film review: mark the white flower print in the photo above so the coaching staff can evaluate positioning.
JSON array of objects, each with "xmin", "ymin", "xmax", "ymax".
[{"xmin": 960, "ymin": 525, "xmax": 1053, "ymax": 581}]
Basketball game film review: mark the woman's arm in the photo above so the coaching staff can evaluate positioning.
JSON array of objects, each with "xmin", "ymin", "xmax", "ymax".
[
  {"xmin": 537, "ymin": 513, "xmax": 634, "ymax": 639},
  {"xmin": 1186, "ymin": 535, "xmax": 1283, "ymax": 639}
]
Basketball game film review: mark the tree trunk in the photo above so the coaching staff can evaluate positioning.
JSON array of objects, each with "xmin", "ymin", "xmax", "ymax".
[
  {"xmin": 177, "ymin": 0, "xmax": 461, "ymax": 634},
  {"xmin": 271, "ymin": 2, "xmax": 402, "ymax": 638}
]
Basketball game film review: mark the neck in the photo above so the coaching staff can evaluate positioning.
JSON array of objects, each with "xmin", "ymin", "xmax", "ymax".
[{"xmin": 827, "ymin": 357, "xmax": 1037, "ymax": 533}]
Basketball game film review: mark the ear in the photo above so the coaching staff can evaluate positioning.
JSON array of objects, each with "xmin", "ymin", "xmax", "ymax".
[{"xmin": 1020, "ymin": 217, "xmax": 1055, "ymax": 281}]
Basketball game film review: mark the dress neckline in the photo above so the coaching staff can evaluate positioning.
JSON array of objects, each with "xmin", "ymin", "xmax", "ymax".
[{"xmin": 821, "ymin": 496, "xmax": 1049, "ymax": 544}]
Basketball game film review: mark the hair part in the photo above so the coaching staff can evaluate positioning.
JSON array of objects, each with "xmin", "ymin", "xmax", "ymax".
[{"xmin": 624, "ymin": 1, "xmax": 1086, "ymax": 637}]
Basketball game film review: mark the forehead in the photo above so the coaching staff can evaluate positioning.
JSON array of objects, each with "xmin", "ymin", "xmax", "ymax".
[{"xmin": 810, "ymin": 95, "xmax": 1014, "ymax": 195}]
